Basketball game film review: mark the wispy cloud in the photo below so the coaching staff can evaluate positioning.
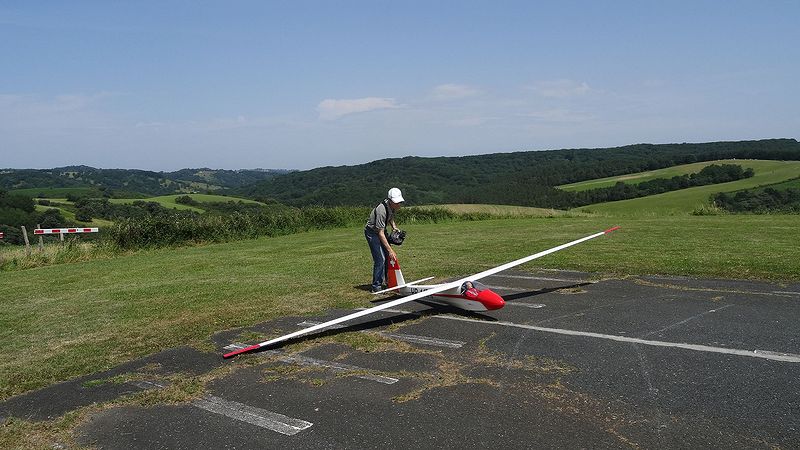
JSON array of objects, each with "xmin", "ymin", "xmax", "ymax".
[
  {"xmin": 527, "ymin": 79, "xmax": 591, "ymax": 98},
  {"xmin": 519, "ymin": 108, "xmax": 592, "ymax": 123},
  {"xmin": 0, "ymin": 92, "xmax": 117, "ymax": 131},
  {"xmin": 430, "ymin": 83, "xmax": 481, "ymax": 101},
  {"xmin": 316, "ymin": 97, "xmax": 399, "ymax": 120},
  {"xmin": 445, "ymin": 116, "xmax": 498, "ymax": 127}
]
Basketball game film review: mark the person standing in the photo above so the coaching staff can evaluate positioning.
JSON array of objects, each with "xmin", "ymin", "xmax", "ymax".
[{"xmin": 364, "ymin": 187, "xmax": 404, "ymax": 292}]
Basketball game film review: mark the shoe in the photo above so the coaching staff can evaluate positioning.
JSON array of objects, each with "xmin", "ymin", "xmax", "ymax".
[{"xmin": 371, "ymin": 286, "xmax": 383, "ymax": 293}]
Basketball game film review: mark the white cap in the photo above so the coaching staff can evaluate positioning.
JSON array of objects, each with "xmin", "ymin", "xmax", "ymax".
[{"xmin": 388, "ymin": 187, "xmax": 404, "ymax": 203}]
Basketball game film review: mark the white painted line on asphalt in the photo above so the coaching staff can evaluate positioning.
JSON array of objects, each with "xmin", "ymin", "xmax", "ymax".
[
  {"xmin": 194, "ymin": 395, "xmax": 313, "ymax": 436},
  {"xmin": 223, "ymin": 342, "xmax": 399, "ymax": 384},
  {"xmin": 273, "ymin": 353, "xmax": 399, "ymax": 385},
  {"xmin": 772, "ymin": 291, "xmax": 800, "ymax": 296},
  {"xmin": 754, "ymin": 349, "xmax": 800, "ymax": 359},
  {"xmin": 297, "ymin": 320, "xmax": 347, "ymax": 330},
  {"xmin": 640, "ymin": 304, "xmax": 735, "ymax": 338},
  {"xmin": 131, "ymin": 379, "xmax": 315, "ymax": 435},
  {"xmin": 374, "ymin": 308, "xmax": 800, "ymax": 363},
  {"xmin": 505, "ymin": 302, "xmax": 546, "ymax": 309},
  {"xmin": 379, "ymin": 332, "xmax": 465, "ymax": 348},
  {"xmin": 297, "ymin": 321, "xmax": 465, "ymax": 348},
  {"xmin": 131, "ymin": 380, "xmax": 166, "ymax": 390}
]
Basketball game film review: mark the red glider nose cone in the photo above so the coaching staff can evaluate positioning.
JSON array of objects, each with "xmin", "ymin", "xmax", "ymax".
[{"xmin": 477, "ymin": 290, "xmax": 505, "ymax": 310}]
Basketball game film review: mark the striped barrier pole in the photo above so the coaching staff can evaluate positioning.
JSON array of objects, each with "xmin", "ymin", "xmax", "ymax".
[{"xmin": 33, "ymin": 228, "xmax": 99, "ymax": 235}]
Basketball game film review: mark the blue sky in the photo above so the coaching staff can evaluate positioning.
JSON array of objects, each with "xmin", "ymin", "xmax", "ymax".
[{"xmin": 2, "ymin": 1, "xmax": 798, "ymax": 170}]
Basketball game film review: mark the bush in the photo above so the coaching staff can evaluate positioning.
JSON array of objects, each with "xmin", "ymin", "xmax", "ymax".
[
  {"xmin": 104, "ymin": 205, "xmax": 485, "ymax": 250},
  {"xmin": 175, "ymin": 195, "xmax": 199, "ymax": 206}
]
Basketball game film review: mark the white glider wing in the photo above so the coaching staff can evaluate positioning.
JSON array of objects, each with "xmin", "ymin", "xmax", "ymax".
[
  {"xmin": 223, "ymin": 226, "xmax": 619, "ymax": 358},
  {"xmin": 223, "ymin": 279, "xmax": 462, "ymax": 358}
]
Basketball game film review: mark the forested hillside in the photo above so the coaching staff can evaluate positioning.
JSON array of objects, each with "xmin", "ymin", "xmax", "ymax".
[
  {"xmin": 235, "ymin": 139, "xmax": 800, "ymax": 207},
  {"xmin": 0, "ymin": 166, "xmax": 290, "ymax": 196}
]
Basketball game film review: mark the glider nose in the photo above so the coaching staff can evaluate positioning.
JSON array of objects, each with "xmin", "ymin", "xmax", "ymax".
[{"xmin": 477, "ymin": 289, "xmax": 505, "ymax": 310}]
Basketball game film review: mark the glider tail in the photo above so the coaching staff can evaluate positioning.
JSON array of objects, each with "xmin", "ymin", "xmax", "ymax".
[{"xmin": 386, "ymin": 256, "xmax": 406, "ymax": 288}]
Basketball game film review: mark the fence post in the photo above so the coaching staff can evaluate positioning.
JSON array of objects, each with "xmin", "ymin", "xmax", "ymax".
[
  {"xmin": 37, "ymin": 224, "xmax": 44, "ymax": 251},
  {"xmin": 21, "ymin": 226, "xmax": 31, "ymax": 256},
  {"xmin": 60, "ymin": 232, "xmax": 65, "ymax": 245}
]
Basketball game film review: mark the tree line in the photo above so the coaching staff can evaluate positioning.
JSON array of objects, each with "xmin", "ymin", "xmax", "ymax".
[
  {"xmin": 712, "ymin": 184, "xmax": 800, "ymax": 213},
  {"xmin": 235, "ymin": 139, "xmax": 800, "ymax": 207},
  {"xmin": 0, "ymin": 190, "xmax": 68, "ymax": 245},
  {"xmin": 0, "ymin": 166, "xmax": 289, "ymax": 196}
]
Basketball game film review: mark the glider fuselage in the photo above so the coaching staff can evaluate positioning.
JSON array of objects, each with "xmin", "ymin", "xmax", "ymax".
[{"xmin": 388, "ymin": 258, "xmax": 505, "ymax": 311}]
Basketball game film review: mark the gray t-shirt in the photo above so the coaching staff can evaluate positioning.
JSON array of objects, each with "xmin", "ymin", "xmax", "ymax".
[{"xmin": 365, "ymin": 200, "xmax": 394, "ymax": 233}]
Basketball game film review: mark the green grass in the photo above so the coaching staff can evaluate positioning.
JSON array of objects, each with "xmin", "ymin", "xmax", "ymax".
[
  {"xmin": 579, "ymin": 160, "xmax": 800, "ymax": 216},
  {"xmin": 742, "ymin": 176, "xmax": 800, "ymax": 193},
  {"xmin": 557, "ymin": 159, "xmax": 796, "ymax": 192},
  {"xmin": 9, "ymin": 187, "xmax": 100, "ymax": 198},
  {"xmin": 2, "ymin": 214, "xmax": 799, "ymax": 404},
  {"xmin": 108, "ymin": 194, "xmax": 263, "ymax": 212},
  {"xmin": 34, "ymin": 203, "xmax": 115, "ymax": 227},
  {"xmin": 414, "ymin": 203, "xmax": 588, "ymax": 217}
]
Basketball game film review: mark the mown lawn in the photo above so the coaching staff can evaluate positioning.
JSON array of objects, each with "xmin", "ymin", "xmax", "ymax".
[{"xmin": 414, "ymin": 203, "xmax": 588, "ymax": 217}]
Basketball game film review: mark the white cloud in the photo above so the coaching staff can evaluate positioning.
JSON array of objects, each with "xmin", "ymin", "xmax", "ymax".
[
  {"xmin": 528, "ymin": 79, "xmax": 591, "ymax": 98},
  {"xmin": 446, "ymin": 116, "xmax": 498, "ymax": 127},
  {"xmin": 0, "ymin": 92, "xmax": 117, "ymax": 131},
  {"xmin": 430, "ymin": 83, "xmax": 481, "ymax": 101},
  {"xmin": 520, "ymin": 108, "xmax": 592, "ymax": 123},
  {"xmin": 316, "ymin": 97, "xmax": 399, "ymax": 120}
]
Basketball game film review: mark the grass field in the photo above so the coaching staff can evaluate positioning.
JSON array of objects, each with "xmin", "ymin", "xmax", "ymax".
[
  {"xmin": 2, "ymin": 214, "xmax": 799, "ymax": 405},
  {"xmin": 108, "ymin": 194, "xmax": 263, "ymax": 212},
  {"xmin": 9, "ymin": 187, "xmax": 101, "ymax": 198},
  {"xmin": 33, "ymin": 203, "xmax": 115, "ymax": 227},
  {"xmin": 579, "ymin": 160, "xmax": 800, "ymax": 216},
  {"xmin": 742, "ymin": 176, "xmax": 800, "ymax": 192},
  {"xmin": 557, "ymin": 159, "xmax": 797, "ymax": 192},
  {"xmin": 414, "ymin": 203, "xmax": 587, "ymax": 217}
]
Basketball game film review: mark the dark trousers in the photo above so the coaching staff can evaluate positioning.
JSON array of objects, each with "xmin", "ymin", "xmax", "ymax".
[{"xmin": 364, "ymin": 228, "xmax": 387, "ymax": 290}]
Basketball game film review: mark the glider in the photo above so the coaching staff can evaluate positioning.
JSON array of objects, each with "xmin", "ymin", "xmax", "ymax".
[{"xmin": 223, "ymin": 226, "xmax": 619, "ymax": 358}]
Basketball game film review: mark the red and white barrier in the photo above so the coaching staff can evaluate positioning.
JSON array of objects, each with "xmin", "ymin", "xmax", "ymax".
[
  {"xmin": 33, "ymin": 228, "xmax": 99, "ymax": 235},
  {"xmin": 0, "ymin": 231, "xmax": 4, "ymax": 239}
]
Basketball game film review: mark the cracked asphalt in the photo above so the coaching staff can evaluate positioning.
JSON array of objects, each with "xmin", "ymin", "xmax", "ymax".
[{"xmin": 2, "ymin": 270, "xmax": 799, "ymax": 449}]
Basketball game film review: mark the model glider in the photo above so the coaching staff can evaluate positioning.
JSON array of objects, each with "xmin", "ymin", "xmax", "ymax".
[{"xmin": 223, "ymin": 226, "xmax": 619, "ymax": 358}]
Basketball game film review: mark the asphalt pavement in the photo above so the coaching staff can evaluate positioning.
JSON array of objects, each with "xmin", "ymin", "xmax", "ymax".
[{"xmin": 2, "ymin": 270, "xmax": 799, "ymax": 449}]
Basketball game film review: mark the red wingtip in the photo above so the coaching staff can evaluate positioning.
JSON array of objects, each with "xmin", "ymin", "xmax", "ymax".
[
  {"xmin": 223, "ymin": 344, "xmax": 261, "ymax": 359},
  {"xmin": 604, "ymin": 226, "xmax": 621, "ymax": 234}
]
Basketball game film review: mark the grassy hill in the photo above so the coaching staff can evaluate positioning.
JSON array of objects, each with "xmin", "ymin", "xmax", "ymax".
[
  {"xmin": 2, "ymin": 166, "xmax": 290, "ymax": 196},
  {"xmin": 414, "ymin": 204, "xmax": 587, "ymax": 217},
  {"xmin": 557, "ymin": 159, "xmax": 761, "ymax": 192},
  {"xmin": 33, "ymin": 203, "xmax": 114, "ymax": 227},
  {"xmin": 580, "ymin": 160, "xmax": 800, "ymax": 216},
  {"xmin": 109, "ymin": 194, "xmax": 264, "ymax": 213},
  {"xmin": 235, "ymin": 139, "xmax": 800, "ymax": 207}
]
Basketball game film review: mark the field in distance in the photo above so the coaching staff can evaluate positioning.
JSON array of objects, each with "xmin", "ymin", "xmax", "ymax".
[
  {"xmin": 557, "ymin": 159, "xmax": 795, "ymax": 192},
  {"xmin": 414, "ymin": 203, "xmax": 588, "ymax": 217},
  {"xmin": 108, "ymin": 194, "xmax": 264, "ymax": 212},
  {"xmin": 573, "ymin": 160, "xmax": 800, "ymax": 216}
]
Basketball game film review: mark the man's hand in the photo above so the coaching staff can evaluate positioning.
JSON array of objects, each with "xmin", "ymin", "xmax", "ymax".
[{"xmin": 388, "ymin": 248, "xmax": 397, "ymax": 262}]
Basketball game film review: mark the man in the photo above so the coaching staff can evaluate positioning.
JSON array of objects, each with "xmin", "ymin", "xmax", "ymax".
[{"xmin": 365, "ymin": 187, "xmax": 404, "ymax": 293}]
